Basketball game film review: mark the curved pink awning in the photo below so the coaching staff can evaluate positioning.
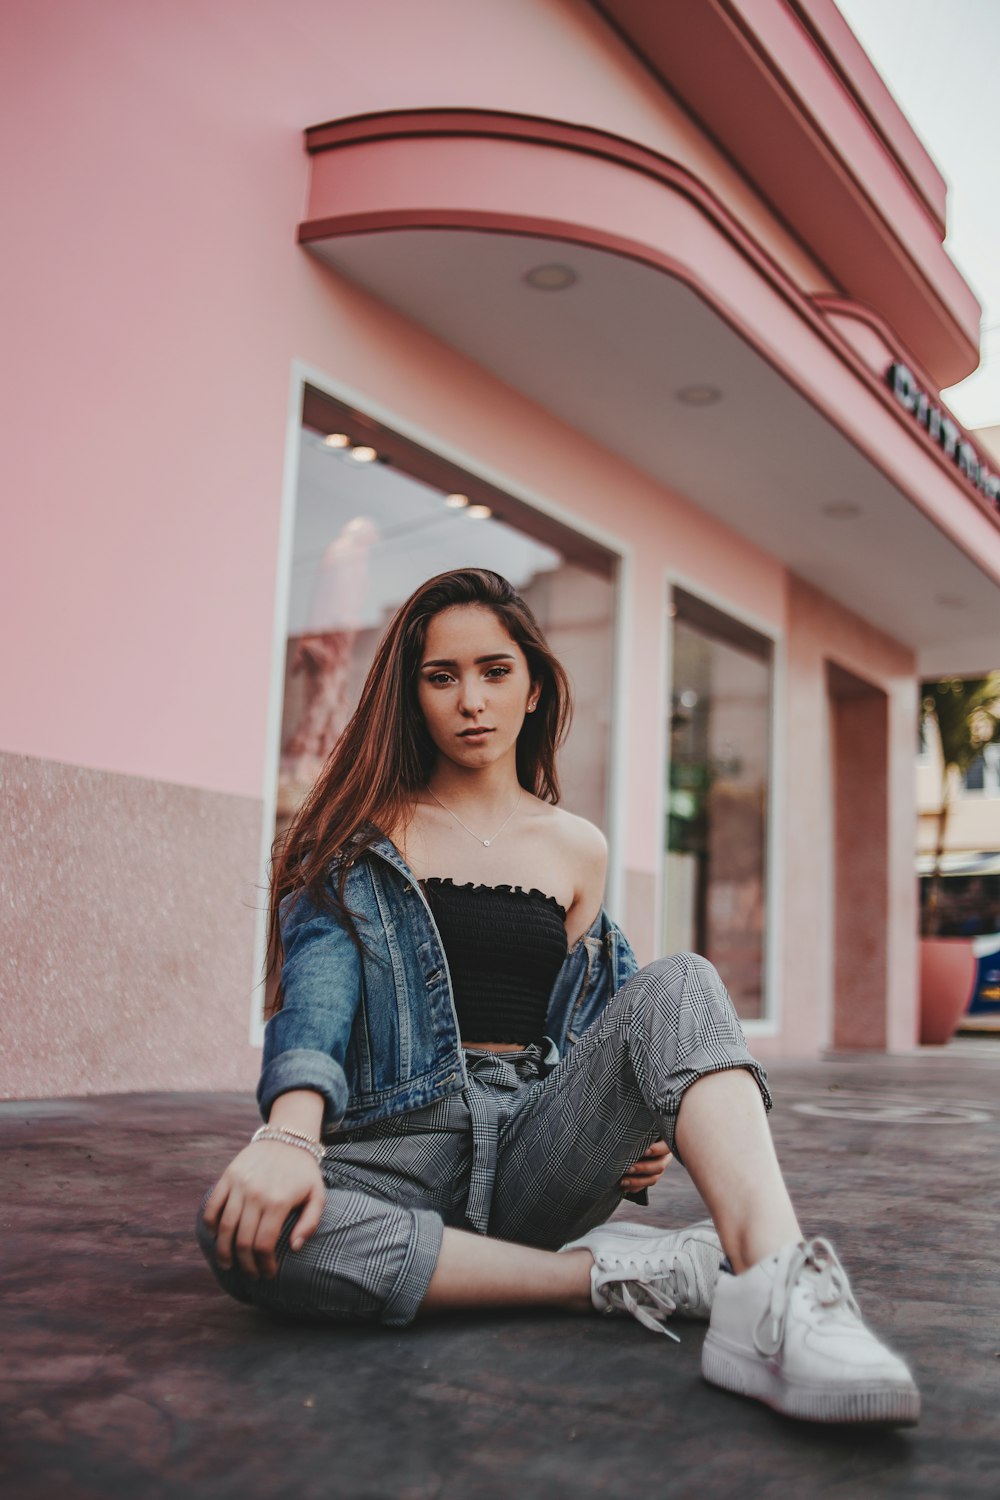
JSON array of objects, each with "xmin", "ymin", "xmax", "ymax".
[{"xmin": 298, "ymin": 109, "xmax": 1000, "ymax": 648}]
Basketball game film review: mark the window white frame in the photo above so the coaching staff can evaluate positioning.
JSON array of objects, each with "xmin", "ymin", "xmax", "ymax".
[
  {"xmin": 660, "ymin": 570, "xmax": 784, "ymax": 1037},
  {"xmin": 249, "ymin": 358, "xmax": 631, "ymax": 1044}
]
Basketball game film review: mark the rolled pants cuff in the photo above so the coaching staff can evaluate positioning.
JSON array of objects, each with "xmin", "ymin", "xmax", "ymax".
[
  {"xmin": 195, "ymin": 1183, "xmax": 445, "ymax": 1328},
  {"xmin": 659, "ymin": 1058, "xmax": 772, "ymax": 1164},
  {"xmin": 381, "ymin": 1206, "xmax": 445, "ymax": 1327},
  {"xmin": 620, "ymin": 952, "xmax": 773, "ymax": 1165}
]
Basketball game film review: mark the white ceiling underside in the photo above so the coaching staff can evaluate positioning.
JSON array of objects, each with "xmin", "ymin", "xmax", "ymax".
[{"xmin": 309, "ymin": 229, "xmax": 1000, "ymax": 665}]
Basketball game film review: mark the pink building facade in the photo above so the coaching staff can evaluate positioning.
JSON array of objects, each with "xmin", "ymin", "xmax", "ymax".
[{"xmin": 3, "ymin": 0, "xmax": 999, "ymax": 1098}]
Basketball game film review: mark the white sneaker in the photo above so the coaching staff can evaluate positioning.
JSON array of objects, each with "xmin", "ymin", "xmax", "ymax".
[
  {"xmin": 702, "ymin": 1237, "xmax": 920, "ymax": 1425},
  {"xmin": 559, "ymin": 1219, "xmax": 723, "ymax": 1340}
]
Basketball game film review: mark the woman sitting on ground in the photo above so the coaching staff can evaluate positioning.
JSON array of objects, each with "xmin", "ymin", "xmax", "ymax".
[{"xmin": 199, "ymin": 566, "xmax": 919, "ymax": 1427}]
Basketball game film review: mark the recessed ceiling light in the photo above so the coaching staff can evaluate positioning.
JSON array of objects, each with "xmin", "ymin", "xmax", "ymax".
[
  {"xmin": 445, "ymin": 493, "xmax": 469, "ymax": 508},
  {"xmin": 675, "ymin": 385, "xmax": 722, "ymax": 406},
  {"xmin": 822, "ymin": 501, "xmax": 862, "ymax": 519},
  {"xmin": 524, "ymin": 263, "xmax": 578, "ymax": 292},
  {"xmin": 322, "ymin": 432, "xmax": 350, "ymax": 448},
  {"xmin": 348, "ymin": 445, "xmax": 378, "ymax": 463},
  {"xmin": 467, "ymin": 504, "xmax": 492, "ymax": 520},
  {"xmin": 935, "ymin": 593, "xmax": 966, "ymax": 609}
]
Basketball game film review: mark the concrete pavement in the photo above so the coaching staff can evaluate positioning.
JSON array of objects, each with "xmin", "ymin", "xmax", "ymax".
[{"xmin": 2, "ymin": 1041, "xmax": 998, "ymax": 1499}]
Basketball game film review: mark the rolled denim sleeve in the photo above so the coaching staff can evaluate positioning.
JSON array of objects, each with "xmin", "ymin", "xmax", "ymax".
[{"xmin": 256, "ymin": 886, "xmax": 362, "ymax": 1131}]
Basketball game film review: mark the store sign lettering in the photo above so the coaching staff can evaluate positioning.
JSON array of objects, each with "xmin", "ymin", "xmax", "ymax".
[{"xmin": 888, "ymin": 362, "xmax": 1000, "ymax": 512}]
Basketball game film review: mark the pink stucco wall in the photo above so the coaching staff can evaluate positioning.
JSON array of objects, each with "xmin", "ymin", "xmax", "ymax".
[
  {"xmin": 1, "ymin": 0, "xmax": 827, "ymax": 805},
  {"xmin": 0, "ymin": 0, "xmax": 946, "ymax": 1089},
  {"xmin": 779, "ymin": 579, "xmax": 917, "ymax": 1057}
]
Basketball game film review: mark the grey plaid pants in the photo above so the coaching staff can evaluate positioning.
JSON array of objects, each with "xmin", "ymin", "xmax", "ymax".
[{"xmin": 197, "ymin": 953, "xmax": 770, "ymax": 1326}]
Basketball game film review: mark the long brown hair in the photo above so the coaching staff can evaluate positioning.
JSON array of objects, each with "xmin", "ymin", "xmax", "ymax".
[{"xmin": 267, "ymin": 568, "xmax": 573, "ymax": 997}]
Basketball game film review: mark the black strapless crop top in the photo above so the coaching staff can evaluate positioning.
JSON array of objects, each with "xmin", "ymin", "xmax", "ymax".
[{"xmin": 421, "ymin": 879, "xmax": 568, "ymax": 1044}]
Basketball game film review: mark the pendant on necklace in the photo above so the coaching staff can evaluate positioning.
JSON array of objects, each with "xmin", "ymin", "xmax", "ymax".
[{"xmin": 426, "ymin": 785, "xmax": 521, "ymax": 848}]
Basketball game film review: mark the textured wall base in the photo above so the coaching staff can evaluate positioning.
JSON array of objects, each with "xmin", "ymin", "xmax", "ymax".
[{"xmin": 0, "ymin": 752, "xmax": 263, "ymax": 1099}]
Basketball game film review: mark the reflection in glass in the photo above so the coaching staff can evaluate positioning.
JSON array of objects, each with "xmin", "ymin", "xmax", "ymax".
[
  {"xmin": 276, "ymin": 404, "xmax": 616, "ymax": 845},
  {"xmin": 665, "ymin": 590, "xmax": 772, "ymax": 1020}
]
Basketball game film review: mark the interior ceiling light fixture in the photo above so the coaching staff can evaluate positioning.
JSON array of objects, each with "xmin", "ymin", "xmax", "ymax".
[
  {"xmin": 322, "ymin": 432, "xmax": 350, "ymax": 448},
  {"xmin": 675, "ymin": 385, "xmax": 722, "ymax": 406},
  {"xmin": 467, "ymin": 504, "xmax": 492, "ymax": 520},
  {"xmin": 935, "ymin": 593, "xmax": 966, "ymax": 609},
  {"xmin": 348, "ymin": 445, "xmax": 378, "ymax": 464},
  {"xmin": 445, "ymin": 493, "xmax": 470, "ymax": 508},
  {"xmin": 821, "ymin": 501, "xmax": 862, "ymax": 519},
  {"xmin": 524, "ymin": 263, "xmax": 578, "ymax": 292}
]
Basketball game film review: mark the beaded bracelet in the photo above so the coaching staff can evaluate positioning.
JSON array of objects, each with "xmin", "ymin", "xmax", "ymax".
[
  {"xmin": 251, "ymin": 1124, "xmax": 326, "ymax": 1165},
  {"xmin": 257, "ymin": 1123, "xmax": 319, "ymax": 1148}
]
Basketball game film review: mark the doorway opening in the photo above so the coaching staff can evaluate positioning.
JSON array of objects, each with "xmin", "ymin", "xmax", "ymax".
[{"xmin": 827, "ymin": 660, "xmax": 889, "ymax": 1050}]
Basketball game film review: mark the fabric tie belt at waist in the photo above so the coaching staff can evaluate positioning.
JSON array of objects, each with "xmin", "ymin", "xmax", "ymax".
[{"xmin": 462, "ymin": 1043, "xmax": 551, "ymax": 1235}]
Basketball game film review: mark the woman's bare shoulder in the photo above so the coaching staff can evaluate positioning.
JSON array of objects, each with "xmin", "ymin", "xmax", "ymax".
[
  {"xmin": 527, "ymin": 803, "xmax": 607, "ymax": 942},
  {"xmin": 523, "ymin": 798, "xmax": 607, "ymax": 875}
]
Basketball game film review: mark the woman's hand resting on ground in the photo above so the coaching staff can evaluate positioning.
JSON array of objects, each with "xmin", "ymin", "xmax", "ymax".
[
  {"xmin": 202, "ymin": 1140, "xmax": 325, "ymax": 1279},
  {"xmin": 619, "ymin": 1138, "xmax": 672, "ymax": 1194}
]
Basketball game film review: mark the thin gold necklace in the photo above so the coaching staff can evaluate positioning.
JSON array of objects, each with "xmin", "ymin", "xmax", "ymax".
[{"xmin": 426, "ymin": 786, "xmax": 521, "ymax": 847}]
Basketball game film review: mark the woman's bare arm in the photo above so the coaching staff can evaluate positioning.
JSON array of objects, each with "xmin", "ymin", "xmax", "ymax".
[{"xmin": 562, "ymin": 814, "xmax": 609, "ymax": 947}]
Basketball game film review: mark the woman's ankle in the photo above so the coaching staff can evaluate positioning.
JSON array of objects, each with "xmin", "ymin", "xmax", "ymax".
[{"xmin": 725, "ymin": 1221, "xmax": 803, "ymax": 1275}]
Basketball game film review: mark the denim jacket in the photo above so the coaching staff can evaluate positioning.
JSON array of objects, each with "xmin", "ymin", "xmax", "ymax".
[{"xmin": 257, "ymin": 831, "xmax": 638, "ymax": 1134}]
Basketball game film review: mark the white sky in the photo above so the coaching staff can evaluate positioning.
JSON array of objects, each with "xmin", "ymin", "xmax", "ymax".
[{"xmin": 835, "ymin": 0, "xmax": 1000, "ymax": 430}]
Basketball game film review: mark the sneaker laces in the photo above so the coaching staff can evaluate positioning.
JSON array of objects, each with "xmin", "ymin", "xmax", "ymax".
[
  {"xmin": 754, "ymin": 1237, "xmax": 861, "ymax": 1358},
  {"xmin": 595, "ymin": 1247, "xmax": 703, "ymax": 1341}
]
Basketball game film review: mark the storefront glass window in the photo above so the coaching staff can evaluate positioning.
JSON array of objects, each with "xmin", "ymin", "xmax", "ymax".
[
  {"xmin": 665, "ymin": 589, "xmax": 773, "ymax": 1020},
  {"xmin": 275, "ymin": 387, "xmax": 617, "ymax": 844}
]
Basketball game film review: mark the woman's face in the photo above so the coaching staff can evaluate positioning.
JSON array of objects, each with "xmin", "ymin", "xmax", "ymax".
[{"xmin": 416, "ymin": 604, "xmax": 538, "ymax": 774}]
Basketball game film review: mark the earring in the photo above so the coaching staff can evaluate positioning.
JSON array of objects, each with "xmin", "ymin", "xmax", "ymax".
[{"xmin": 527, "ymin": 701, "xmax": 537, "ymax": 713}]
